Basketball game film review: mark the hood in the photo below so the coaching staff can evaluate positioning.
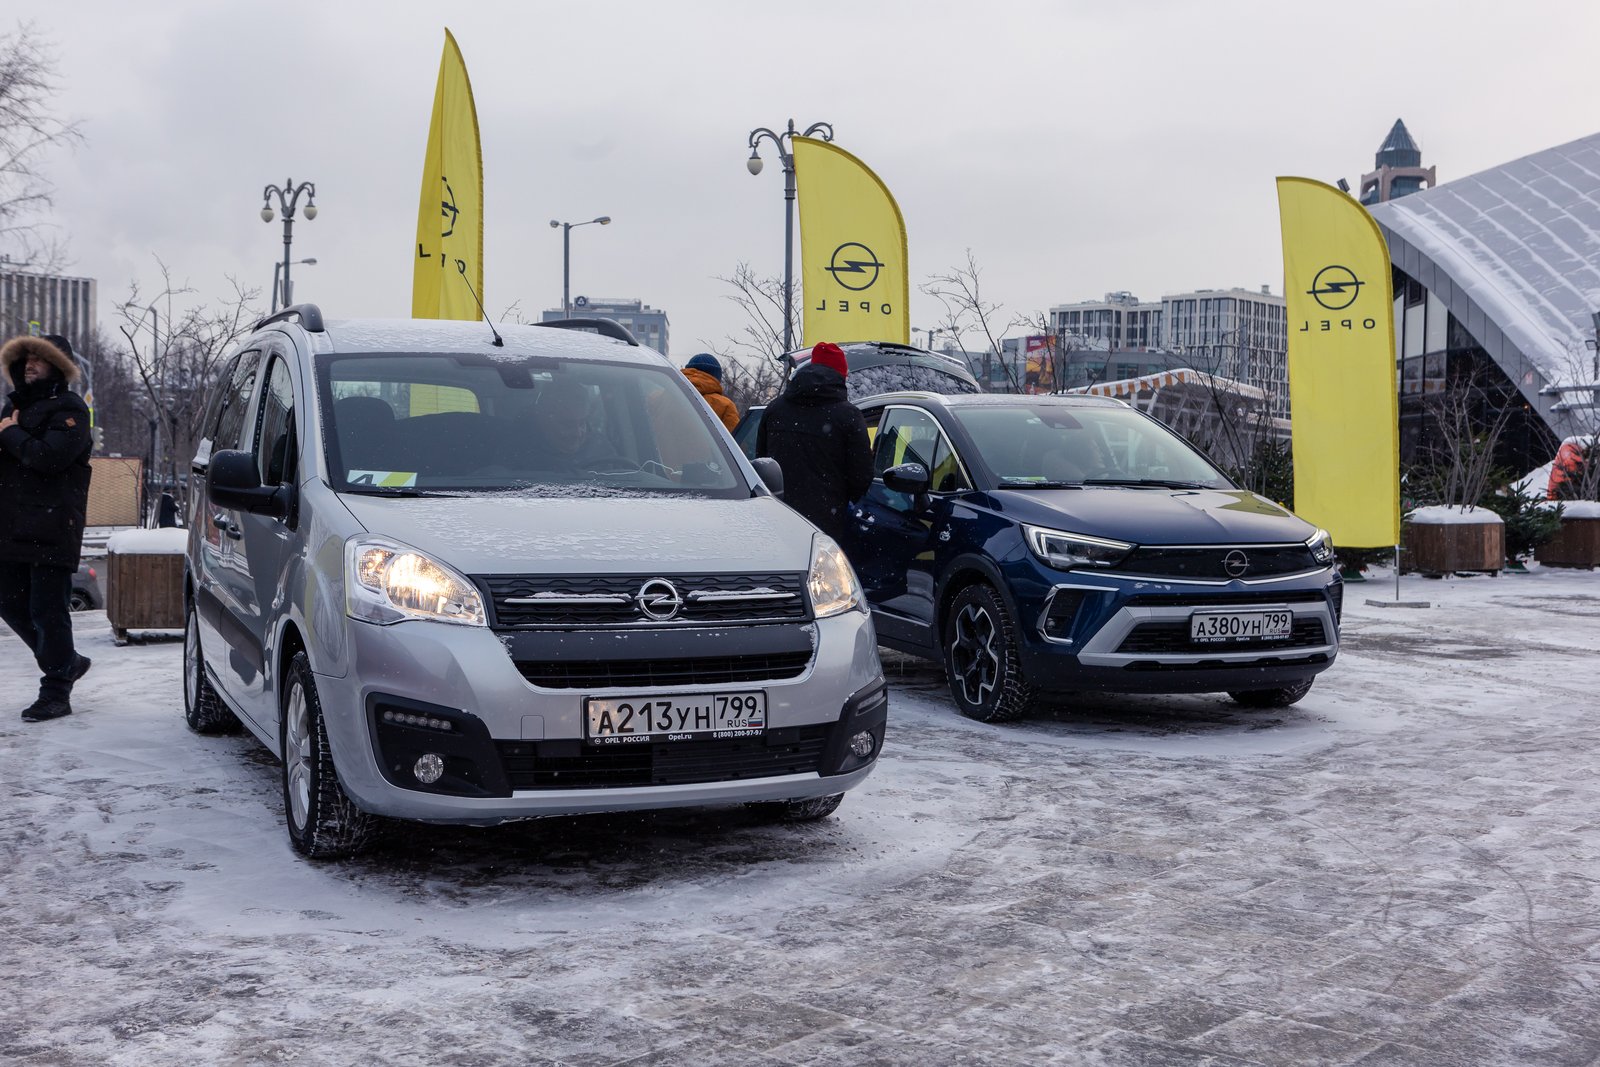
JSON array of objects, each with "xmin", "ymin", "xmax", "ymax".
[
  {"xmin": 682, "ymin": 367, "xmax": 725, "ymax": 399},
  {"xmin": 1, "ymin": 335, "xmax": 79, "ymax": 391},
  {"xmin": 782, "ymin": 363, "xmax": 849, "ymax": 406},
  {"xmin": 988, "ymin": 486, "xmax": 1317, "ymax": 546},
  {"xmin": 336, "ymin": 493, "xmax": 821, "ymax": 576}
]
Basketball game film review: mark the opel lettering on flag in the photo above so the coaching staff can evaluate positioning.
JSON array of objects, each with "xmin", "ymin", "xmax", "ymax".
[
  {"xmin": 412, "ymin": 29, "xmax": 484, "ymax": 322},
  {"xmin": 794, "ymin": 136, "xmax": 909, "ymax": 346},
  {"xmin": 1276, "ymin": 177, "xmax": 1400, "ymax": 549}
]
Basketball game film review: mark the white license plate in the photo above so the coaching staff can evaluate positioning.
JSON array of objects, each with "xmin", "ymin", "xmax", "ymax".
[
  {"xmin": 1189, "ymin": 610, "xmax": 1293, "ymax": 643},
  {"xmin": 585, "ymin": 692, "xmax": 767, "ymax": 745}
]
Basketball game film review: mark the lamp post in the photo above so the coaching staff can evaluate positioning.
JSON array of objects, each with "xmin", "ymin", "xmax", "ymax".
[
  {"xmin": 746, "ymin": 118, "xmax": 834, "ymax": 355},
  {"xmin": 549, "ymin": 216, "xmax": 611, "ymax": 318},
  {"xmin": 271, "ymin": 258, "xmax": 318, "ymax": 314},
  {"xmin": 260, "ymin": 178, "xmax": 318, "ymax": 311}
]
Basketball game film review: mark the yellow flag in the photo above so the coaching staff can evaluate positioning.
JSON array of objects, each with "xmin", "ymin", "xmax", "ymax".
[
  {"xmin": 794, "ymin": 136, "xmax": 909, "ymax": 346},
  {"xmin": 1277, "ymin": 177, "xmax": 1400, "ymax": 548},
  {"xmin": 412, "ymin": 29, "xmax": 484, "ymax": 321}
]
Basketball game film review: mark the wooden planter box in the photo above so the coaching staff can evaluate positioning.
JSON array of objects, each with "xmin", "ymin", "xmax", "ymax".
[
  {"xmin": 1537, "ymin": 516, "xmax": 1600, "ymax": 569},
  {"xmin": 1403, "ymin": 510, "xmax": 1504, "ymax": 576},
  {"xmin": 105, "ymin": 535, "xmax": 186, "ymax": 644}
]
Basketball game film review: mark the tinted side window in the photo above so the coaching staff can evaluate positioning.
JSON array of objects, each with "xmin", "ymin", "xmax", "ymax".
[
  {"xmin": 213, "ymin": 351, "xmax": 263, "ymax": 452},
  {"xmin": 254, "ymin": 357, "xmax": 296, "ymax": 486},
  {"xmin": 874, "ymin": 407, "xmax": 967, "ymax": 496},
  {"xmin": 192, "ymin": 352, "xmax": 243, "ymax": 468}
]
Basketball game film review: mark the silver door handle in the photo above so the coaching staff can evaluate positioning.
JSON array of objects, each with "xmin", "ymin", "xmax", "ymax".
[{"xmin": 213, "ymin": 514, "xmax": 242, "ymax": 539}]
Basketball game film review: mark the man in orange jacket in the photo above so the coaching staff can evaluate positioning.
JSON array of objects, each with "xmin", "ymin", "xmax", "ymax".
[{"xmin": 682, "ymin": 353, "xmax": 739, "ymax": 433}]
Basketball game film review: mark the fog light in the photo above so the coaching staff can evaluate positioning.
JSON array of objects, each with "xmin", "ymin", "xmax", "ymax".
[
  {"xmin": 849, "ymin": 731, "xmax": 875, "ymax": 758},
  {"xmin": 414, "ymin": 753, "xmax": 445, "ymax": 784}
]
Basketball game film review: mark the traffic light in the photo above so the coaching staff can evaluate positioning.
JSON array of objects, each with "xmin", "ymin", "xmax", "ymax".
[{"xmin": 91, "ymin": 425, "xmax": 104, "ymax": 452}]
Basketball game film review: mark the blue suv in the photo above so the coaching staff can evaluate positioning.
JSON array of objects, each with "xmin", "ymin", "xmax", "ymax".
[{"xmin": 840, "ymin": 392, "xmax": 1341, "ymax": 721}]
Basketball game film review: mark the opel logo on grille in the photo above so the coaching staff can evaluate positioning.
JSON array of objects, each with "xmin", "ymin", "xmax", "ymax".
[
  {"xmin": 636, "ymin": 579, "xmax": 683, "ymax": 621},
  {"xmin": 1222, "ymin": 550, "xmax": 1251, "ymax": 578}
]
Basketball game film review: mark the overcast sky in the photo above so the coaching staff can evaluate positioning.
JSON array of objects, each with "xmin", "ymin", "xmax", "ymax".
[{"xmin": 10, "ymin": 0, "xmax": 1600, "ymax": 359}]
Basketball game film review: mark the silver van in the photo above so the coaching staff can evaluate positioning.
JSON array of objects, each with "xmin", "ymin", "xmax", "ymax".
[{"xmin": 184, "ymin": 307, "xmax": 887, "ymax": 858}]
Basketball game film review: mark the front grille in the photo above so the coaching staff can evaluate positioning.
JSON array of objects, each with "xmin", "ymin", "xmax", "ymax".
[
  {"xmin": 497, "ymin": 726, "xmax": 830, "ymax": 789},
  {"xmin": 478, "ymin": 572, "xmax": 809, "ymax": 628},
  {"xmin": 1116, "ymin": 618, "xmax": 1328, "ymax": 654},
  {"xmin": 1115, "ymin": 545, "xmax": 1319, "ymax": 581},
  {"xmin": 517, "ymin": 650, "xmax": 813, "ymax": 689},
  {"xmin": 1123, "ymin": 591, "xmax": 1328, "ymax": 608}
]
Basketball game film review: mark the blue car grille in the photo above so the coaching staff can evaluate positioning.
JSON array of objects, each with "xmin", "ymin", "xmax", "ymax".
[
  {"xmin": 1115, "ymin": 545, "xmax": 1319, "ymax": 581},
  {"xmin": 1116, "ymin": 617, "xmax": 1329, "ymax": 654}
]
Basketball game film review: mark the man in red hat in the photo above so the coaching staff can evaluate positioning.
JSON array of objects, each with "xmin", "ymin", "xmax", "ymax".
[{"xmin": 757, "ymin": 341, "xmax": 872, "ymax": 543}]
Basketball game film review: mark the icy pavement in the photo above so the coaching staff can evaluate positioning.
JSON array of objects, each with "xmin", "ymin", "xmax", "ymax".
[{"xmin": 3, "ymin": 570, "xmax": 1600, "ymax": 1066}]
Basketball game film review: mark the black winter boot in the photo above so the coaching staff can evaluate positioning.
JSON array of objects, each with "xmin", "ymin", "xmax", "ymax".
[{"xmin": 21, "ymin": 696, "xmax": 72, "ymax": 722}]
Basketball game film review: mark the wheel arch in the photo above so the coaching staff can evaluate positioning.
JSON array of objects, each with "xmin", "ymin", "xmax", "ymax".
[{"xmin": 935, "ymin": 553, "xmax": 1021, "ymax": 646}]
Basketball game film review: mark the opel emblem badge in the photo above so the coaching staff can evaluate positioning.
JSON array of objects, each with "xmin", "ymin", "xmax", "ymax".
[
  {"xmin": 636, "ymin": 579, "xmax": 683, "ymax": 621},
  {"xmin": 1222, "ymin": 550, "xmax": 1250, "ymax": 578}
]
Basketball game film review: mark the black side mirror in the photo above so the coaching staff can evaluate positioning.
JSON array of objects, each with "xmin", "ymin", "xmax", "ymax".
[
  {"xmin": 883, "ymin": 462, "xmax": 932, "ymax": 512},
  {"xmin": 751, "ymin": 456, "xmax": 785, "ymax": 498},
  {"xmin": 208, "ymin": 449, "xmax": 288, "ymax": 517}
]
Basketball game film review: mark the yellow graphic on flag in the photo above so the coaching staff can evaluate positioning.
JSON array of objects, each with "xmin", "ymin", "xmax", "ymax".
[
  {"xmin": 1277, "ymin": 177, "xmax": 1400, "ymax": 549},
  {"xmin": 794, "ymin": 136, "xmax": 909, "ymax": 346},
  {"xmin": 412, "ymin": 29, "xmax": 484, "ymax": 321}
]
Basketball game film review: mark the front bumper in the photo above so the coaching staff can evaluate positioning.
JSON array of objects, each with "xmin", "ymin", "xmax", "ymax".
[
  {"xmin": 1010, "ymin": 564, "xmax": 1341, "ymax": 694},
  {"xmin": 314, "ymin": 609, "xmax": 885, "ymax": 823}
]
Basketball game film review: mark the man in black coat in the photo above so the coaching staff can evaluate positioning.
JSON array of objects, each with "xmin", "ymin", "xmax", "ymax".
[
  {"xmin": 0, "ymin": 334, "xmax": 94, "ymax": 722},
  {"xmin": 757, "ymin": 341, "xmax": 873, "ymax": 544}
]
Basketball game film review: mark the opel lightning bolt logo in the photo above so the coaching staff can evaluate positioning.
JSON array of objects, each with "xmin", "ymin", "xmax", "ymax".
[
  {"xmin": 1307, "ymin": 265, "xmax": 1363, "ymax": 311},
  {"xmin": 1222, "ymin": 550, "xmax": 1251, "ymax": 578},
  {"xmin": 826, "ymin": 242, "xmax": 884, "ymax": 291},
  {"xmin": 440, "ymin": 177, "xmax": 460, "ymax": 238},
  {"xmin": 636, "ymin": 579, "xmax": 683, "ymax": 622}
]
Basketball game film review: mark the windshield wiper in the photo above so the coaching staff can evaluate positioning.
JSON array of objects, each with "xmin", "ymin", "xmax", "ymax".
[
  {"xmin": 997, "ymin": 478, "xmax": 1084, "ymax": 489},
  {"xmin": 1081, "ymin": 478, "xmax": 1212, "ymax": 490},
  {"xmin": 341, "ymin": 486, "xmax": 461, "ymax": 498}
]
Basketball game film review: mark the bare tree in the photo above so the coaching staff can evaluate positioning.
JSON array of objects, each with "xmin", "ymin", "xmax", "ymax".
[
  {"xmin": 921, "ymin": 250, "xmax": 1025, "ymax": 392},
  {"xmin": 0, "ymin": 24, "xmax": 83, "ymax": 268},
  {"xmin": 716, "ymin": 352, "xmax": 786, "ymax": 413},
  {"xmin": 116, "ymin": 259, "xmax": 263, "ymax": 517},
  {"xmin": 714, "ymin": 262, "xmax": 796, "ymax": 366},
  {"xmin": 1411, "ymin": 368, "xmax": 1517, "ymax": 510}
]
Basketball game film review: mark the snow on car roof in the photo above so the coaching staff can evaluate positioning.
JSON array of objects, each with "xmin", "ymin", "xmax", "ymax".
[{"xmin": 313, "ymin": 319, "xmax": 670, "ymax": 367}]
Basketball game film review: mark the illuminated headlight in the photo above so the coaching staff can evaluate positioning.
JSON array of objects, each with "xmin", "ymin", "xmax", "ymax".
[
  {"xmin": 808, "ymin": 533, "xmax": 864, "ymax": 618},
  {"xmin": 1306, "ymin": 528, "xmax": 1335, "ymax": 566},
  {"xmin": 1024, "ymin": 524, "xmax": 1134, "ymax": 570},
  {"xmin": 345, "ymin": 537, "xmax": 486, "ymax": 626}
]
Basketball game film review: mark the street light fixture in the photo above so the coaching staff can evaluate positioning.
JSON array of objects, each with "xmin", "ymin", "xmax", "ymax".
[
  {"xmin": 260, "ymin": 178, "xmax": 317, "ymax": 310},
  {"xmin": 549, "ymin": 216, "xmax": 612, "ymax": 319},
  {"xmin": 272, "ymin": 258, "xmax": 319, "ymax": 314},
  {"xmin": 745, "ymin": 118, "xmax": 834, "ymax": 355}
]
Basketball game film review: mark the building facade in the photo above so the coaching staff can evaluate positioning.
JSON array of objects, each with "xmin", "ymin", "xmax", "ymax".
[
  {"xmin": 0, "ymin": 267, "xmax": 98, "ymax": 357},
  {"xmin": 542, "ymin": 297, "xmax": 669, "ymax": 355},
  {"xmin": 1049, "ymin": 291, "xmax": 1162, "ymax": 351},
  {"xmin": 1360, "ymin": 119, "xmax": 1437, "ymax": 206},
  {"xmin": 1161, "ymin": 287, "xmax": 1289, "ymax": 412}
]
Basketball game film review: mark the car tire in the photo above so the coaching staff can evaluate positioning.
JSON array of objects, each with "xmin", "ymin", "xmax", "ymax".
[
  {"xmin": 69, "ymin": 588, "xmax": 93, "ymax": 612},
  {"xmin": 943, "ymin": 583, "xmax": 1037, "ymax": 723},
  {"xmin": 282, "ymin": 651, "xmax": 381, "ymax": 859},
  {"xmin": 1229, "ymin": 679, "xmax": 1314, "ymax": 708},
  {"xmin": 750, "ymin": 793, "xmax": 845, "ymax": 823},
  {"xmin": 184, "ymin": 602, "xmax": 240, "ymax": 734}
]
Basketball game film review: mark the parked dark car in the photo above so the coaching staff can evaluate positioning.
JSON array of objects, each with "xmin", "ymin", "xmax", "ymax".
[
  {"xmin": 837, "ymin": 392, "xmax": 1341, "ymax": 721},
  {"xmin": 71, "ymin": 561, "xmax": 102, "ymax": 612},
  {"xmin": 732, "ymin": 341, "xmax": 980, "ymax": 459}
]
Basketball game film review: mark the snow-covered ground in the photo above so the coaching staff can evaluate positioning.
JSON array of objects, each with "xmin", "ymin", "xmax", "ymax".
[{"xmin": 4, "ymin": 568, "xmax": 1600, "ymax": 1066}]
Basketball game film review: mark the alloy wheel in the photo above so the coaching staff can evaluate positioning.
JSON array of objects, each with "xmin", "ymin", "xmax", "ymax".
[
  {"xmin": 951, "ymin": 603, "xmax": 1000, "ymax": 707},
  {"xmin": 184, "ymin": 614, "xmax": 200, "ymax": 711},
  {"xmin": 283, "ymin": 682, "xmax": 312, "ymax": 831}
]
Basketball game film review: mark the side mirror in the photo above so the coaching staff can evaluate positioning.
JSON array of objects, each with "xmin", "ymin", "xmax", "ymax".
[
  {"xmin": 208, "ymin": 449, "xmax": 288, "ymax": 516},
  {"xmin": 882, "ymin": 462, "xmax": 930, "ymax": 495},
  {"xmin": 751, "ymin": 456, "xmax": 785, "ymax": 498}
]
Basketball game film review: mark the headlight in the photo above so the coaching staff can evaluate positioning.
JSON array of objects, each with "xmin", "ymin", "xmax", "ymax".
[
  {"xmin": 345, "ymin": 537, "xmax": 486, "ymax": 626},
  {"xmin": 1024, "ymin": 524, "xmax": 1134, "ymax": 570},
  {"xmin": 808, "ymin": 533, "xmax": 864, "ymax": 618},
  {"xmin": 1306, "ymin": 528, "xmax": 1335, "ymax": 566}
]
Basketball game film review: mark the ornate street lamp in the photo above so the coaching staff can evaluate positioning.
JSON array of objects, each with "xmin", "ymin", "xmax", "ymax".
[
  {"xmin": 260, "ymin": 179, "xmax": 318, "ymax": 310},
  {"xmin": 549, "ymin": 216, "xmax": 612, "ymax": 319},
  {"xmin": 746, "ymin": 119, "xmax": 834, "ymax": 355}
]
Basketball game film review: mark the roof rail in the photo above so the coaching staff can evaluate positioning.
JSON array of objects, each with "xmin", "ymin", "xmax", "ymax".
[
  {"xmin": 531, "ymin": 317, "xmax": 640, "ymax": 346},
  {"xmin": 254, "ymin": 303, "xmax": 326, "ymax": 333}
]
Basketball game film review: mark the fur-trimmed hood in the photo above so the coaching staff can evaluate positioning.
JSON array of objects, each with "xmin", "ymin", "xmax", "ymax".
[{"xmin": 0, "ymin": 335, "xmax": 80, "ymax": 390}]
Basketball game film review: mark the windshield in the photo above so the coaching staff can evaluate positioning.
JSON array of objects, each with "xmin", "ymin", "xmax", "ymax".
[
  {"xmin": 951, "ymin": 404, "xmax": 1231, "ymax": 489},
  {"xmin": 316, "ymin": 352, "xmax": 747, "ymax": 497}
]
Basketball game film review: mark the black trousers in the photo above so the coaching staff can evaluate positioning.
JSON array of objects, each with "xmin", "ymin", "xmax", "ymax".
[{"xmin": 0, "ymin": 561, "xmax": 78, "ymax": 699}]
